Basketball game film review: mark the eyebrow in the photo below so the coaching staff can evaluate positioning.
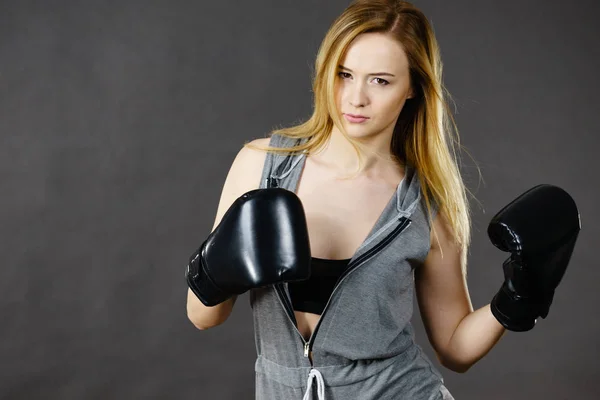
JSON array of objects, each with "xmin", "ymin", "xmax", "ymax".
[{"xmin": 338, "ymin": 65, "xmax": 396, "ymax": 77}]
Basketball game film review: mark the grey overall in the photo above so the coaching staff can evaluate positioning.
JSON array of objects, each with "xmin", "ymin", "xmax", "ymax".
[{"xmin": 250, "ymin": 133, "xmax": 455, "ymax": 399}]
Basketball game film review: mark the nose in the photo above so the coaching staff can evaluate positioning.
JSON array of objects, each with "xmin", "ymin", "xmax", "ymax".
[{"xmin": 348, "ymin": 80, "xmax": 368, "ymax": 108}]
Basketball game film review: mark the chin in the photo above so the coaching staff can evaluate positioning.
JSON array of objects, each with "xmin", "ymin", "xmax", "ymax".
[
  {"xmin": 347, "ymin": 132, "xmax": 379, "ymax": 142},
  {"xmin": 343, "ymin": 125, "xmax": 378, "ymax": 139}
]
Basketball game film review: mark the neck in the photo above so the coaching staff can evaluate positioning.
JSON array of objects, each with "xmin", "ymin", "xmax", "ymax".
[{"xmin": 311, "ymin": 127, "xmax": 400, "ymax": 178}]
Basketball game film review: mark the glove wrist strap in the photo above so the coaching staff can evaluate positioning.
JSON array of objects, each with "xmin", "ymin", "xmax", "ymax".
[
  {"xmin": 185, "ymin": 243, "xmax": 232, "ymax": 307},
  {"xmin": 491, "ymin": 282, "xmax": 538, "ymax": 332}
]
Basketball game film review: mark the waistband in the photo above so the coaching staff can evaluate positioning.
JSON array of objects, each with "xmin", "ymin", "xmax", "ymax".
[{"xmin": 255, "ymin": 346, "xmax": 417, "ymax": 389}]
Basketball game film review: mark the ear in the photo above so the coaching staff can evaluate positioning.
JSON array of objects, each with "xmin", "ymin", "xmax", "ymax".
[{"xmin": 407, "ymin": 87, "xmax": 415, "ymax": 99}]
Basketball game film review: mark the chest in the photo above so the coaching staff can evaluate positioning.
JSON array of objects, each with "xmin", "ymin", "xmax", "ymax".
[{"xmin": 295, "ymin": 159, "xmax": 402, "ymax": 260}]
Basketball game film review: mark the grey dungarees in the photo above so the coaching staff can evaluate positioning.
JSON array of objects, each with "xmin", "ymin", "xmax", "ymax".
[{"xmin": 250, "ymin": 133, "xmax": 455, "ymax": 399}]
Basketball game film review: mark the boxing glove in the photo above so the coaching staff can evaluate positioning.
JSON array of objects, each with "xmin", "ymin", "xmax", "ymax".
[
  {"xmin": 487, "ymin": 184, "xmax": 580, "ymax": 332},
  {"xmin": 186, "ymin": 188, "xmax": 311, "ymax": 307}
]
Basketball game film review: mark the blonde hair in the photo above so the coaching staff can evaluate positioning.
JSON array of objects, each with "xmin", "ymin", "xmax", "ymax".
[{"xmin": 246, "ymin": 0, "xmax": 478, "ymax": 274}]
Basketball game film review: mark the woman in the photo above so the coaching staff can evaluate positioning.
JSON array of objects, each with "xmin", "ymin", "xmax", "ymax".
[{"xmin": 185, "ymin": 1, "xmax": 579, "ymax": 398}]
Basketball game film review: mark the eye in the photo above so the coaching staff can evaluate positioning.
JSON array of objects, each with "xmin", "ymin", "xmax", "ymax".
[{"xmin": 337, "ymin": 72, "xmax": 389, "ymax": 86}]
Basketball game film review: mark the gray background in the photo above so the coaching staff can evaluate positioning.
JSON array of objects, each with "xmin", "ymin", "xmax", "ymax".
[{"xmin": 1, "ymin": 0, "xmax": 598, "ymax": 399}]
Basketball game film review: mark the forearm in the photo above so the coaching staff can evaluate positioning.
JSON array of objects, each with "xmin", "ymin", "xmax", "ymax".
[
  {"xmin": 186, "ymin": 289, "xmax": 236, "ymax": 330},
  {"xmin": 442, "ymin": 304, "xmax": 506, "ymax": 373}
]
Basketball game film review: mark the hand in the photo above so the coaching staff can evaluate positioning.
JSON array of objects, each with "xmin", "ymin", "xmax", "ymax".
[
  {"xmin": 186, "ymin": 188, "xmax": 312, "ymax": 307},
  {"xmin": 487, "ymin": 184, "xmax": 580, "ymax": 332}
]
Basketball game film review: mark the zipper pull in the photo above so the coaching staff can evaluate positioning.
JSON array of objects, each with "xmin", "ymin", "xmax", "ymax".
[{"xmin": 304, "ymin": 342, "xmax": 310, "ymax": 357}]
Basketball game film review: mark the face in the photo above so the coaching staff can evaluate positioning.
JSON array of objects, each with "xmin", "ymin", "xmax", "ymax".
[{"xmin": 334, "ymin": 32, "xmax": 413, "ymax": 140}]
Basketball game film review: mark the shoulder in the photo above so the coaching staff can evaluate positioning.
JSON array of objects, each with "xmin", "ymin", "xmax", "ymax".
[
  {"xmin": 249, "ymin": 137, "xmax": 272, "ymax": 147},
  {"xmin": 210, "ymin": 137, "xmax": 272, "ymax": 230},
  {"xmin": 228, "ymin": 137, "xmax": 272, "ymax": 186},
  {"xmin": 240, "ymin": 136, "xmax": 272, "ymax": 156}
]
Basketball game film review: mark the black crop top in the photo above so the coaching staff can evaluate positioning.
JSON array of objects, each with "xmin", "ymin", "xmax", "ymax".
[{"xmin": 288, "ymin": 256, "xmax": 352, "ymax": 315}]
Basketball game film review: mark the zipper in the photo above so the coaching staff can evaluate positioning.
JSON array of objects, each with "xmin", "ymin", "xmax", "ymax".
[
  {"xmin": 267, "ymin": 173, "xmax": 412, "ymax": 363},
  {"xmin": 273, "ymin": 282, "xmax": 313, "ymax": 364},
  {"xmin": 274, "ymin": 216, "xmax": 412, "ymax": 363},
  {"xmin": 268, "ymin": 176, "xmax": 315, "ymax": 361},
  {"xmin": 305, "ymin": 217, "xmax": 411, "ymax": 355}
]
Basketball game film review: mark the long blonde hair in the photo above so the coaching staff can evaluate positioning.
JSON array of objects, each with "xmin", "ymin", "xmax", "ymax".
[{"xmin": 246, "ymin": 0, "xmax": 477, "ymax": 273}]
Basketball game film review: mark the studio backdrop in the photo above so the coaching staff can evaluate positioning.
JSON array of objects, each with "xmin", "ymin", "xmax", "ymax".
[{"xmin": 0, "ymin": 0, "xmax": 598, "ymax": 399}]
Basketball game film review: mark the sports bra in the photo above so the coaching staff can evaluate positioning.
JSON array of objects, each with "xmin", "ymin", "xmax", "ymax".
[{"xmin": 288, "ymin": 256, "xmax": 352, "ymax": 315}]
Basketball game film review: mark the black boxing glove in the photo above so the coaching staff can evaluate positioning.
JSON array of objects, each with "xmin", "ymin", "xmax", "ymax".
[
  {"xmin": 186, "ymin": 188, "xmax": 311, "ymax": 307},
  {"xmin": 487, "ymin": 184, "xmax": 580, "ymax": 332}
]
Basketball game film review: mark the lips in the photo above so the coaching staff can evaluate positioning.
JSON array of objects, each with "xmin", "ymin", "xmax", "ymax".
[
  {"xmin": 345, "ymin": 113, "xmax": 368, "ymax": 118},
  {"xmin": 343, "ymin": 113, "xmax": 369, "ymax": 123}
]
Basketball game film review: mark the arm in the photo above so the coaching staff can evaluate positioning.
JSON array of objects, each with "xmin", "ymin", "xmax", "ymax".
[
  {"xmin": 415, "ymin": 212, "xmax": 505, "ymax": 373},
  {"xmin": 186, "ymin": 137, "xmax": 270, "ymax": 330}
]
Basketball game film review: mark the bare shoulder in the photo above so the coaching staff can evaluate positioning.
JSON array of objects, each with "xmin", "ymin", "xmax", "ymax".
[
  {"xmin": 247, "ymin": 137, "xmax": 272, "ymax": 147},
  {"xmin": 211, "ymin": 137, "xmax": 272, "ymax": 230},
  {"xmin": 240, "ymin": 137, "xmax": 271, "ymax": 161},
  {"xmin": 231, "ymin": 137, "xmax": 271, "ymax": 186}
]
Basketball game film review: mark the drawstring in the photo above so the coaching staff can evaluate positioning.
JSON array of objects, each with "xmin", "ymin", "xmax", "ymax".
[{"xmin": 302, "ymin": 368, "xmax": 325, "ymax": 400}]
